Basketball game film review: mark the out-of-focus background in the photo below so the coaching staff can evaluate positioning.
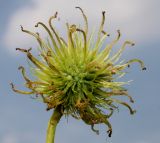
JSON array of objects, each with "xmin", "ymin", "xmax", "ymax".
[{"xmin": 0, "ymin": 0, "xmax": 159, "ymax": 143}]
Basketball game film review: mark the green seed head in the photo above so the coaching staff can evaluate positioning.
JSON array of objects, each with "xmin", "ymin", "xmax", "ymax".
[{"xmin": 11, "ymin": 7, "xmax": 145, "ymax": 137}]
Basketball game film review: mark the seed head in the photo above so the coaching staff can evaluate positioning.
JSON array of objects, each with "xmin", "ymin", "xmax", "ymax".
[{"xmin": 11, "ymin": 7, "xmax": 145, "ymax": 137}]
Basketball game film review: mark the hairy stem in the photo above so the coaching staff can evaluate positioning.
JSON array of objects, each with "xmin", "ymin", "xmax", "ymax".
[{"xmin": 46, "ymin": 106, "xmax": 62, "ymax": 143}]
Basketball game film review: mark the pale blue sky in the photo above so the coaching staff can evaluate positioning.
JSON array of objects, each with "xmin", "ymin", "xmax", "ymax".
[{"xmin": 0, "ymin": 0, "xmax": 160, "ymax": 143}]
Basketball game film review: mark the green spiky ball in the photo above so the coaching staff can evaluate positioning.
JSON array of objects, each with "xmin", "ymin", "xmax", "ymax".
[{"xmin": 11, "ymin": 7, "xmax": 145, "ymax": 137}]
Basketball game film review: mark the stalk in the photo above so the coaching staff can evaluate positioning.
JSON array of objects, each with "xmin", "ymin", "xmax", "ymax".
[{"xmin": 46, "ymin": 106, "xmax": 62, "ymax": 143}]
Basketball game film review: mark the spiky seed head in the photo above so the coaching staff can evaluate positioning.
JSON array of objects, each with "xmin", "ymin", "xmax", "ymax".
[{"xmin": 11, "ymin": 7, "xmax": 145, "ymax": 137}]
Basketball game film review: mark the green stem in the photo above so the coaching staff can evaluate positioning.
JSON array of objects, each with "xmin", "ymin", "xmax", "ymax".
[{"xmin": 46, "ymin": 106, "xmax": 62, "ymax": 143}]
